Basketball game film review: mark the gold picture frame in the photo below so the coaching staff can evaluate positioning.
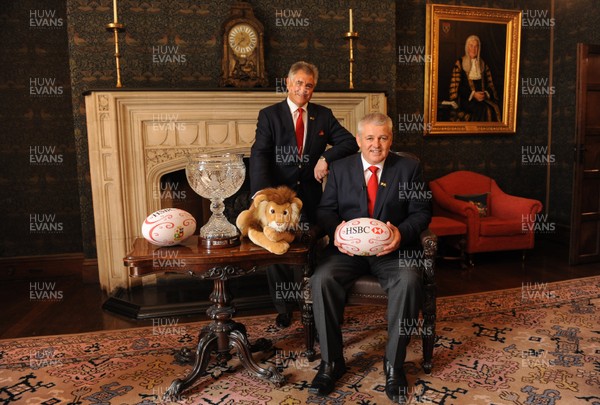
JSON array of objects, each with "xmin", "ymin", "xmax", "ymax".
[{"xmin": 424, "ymin": 4, "xmax": 522, "ymax": 135}]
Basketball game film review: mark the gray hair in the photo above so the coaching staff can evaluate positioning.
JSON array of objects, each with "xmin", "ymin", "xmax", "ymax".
[
  {"xmin": 357, "ymin": 112, "xmax": 393, "ymax": 136},
  {"xmin": 465, "ymin": 35, "xmax": 481, "ymax": 58},
  {"xmin": 288, "ymin": 61, "xmax": 319, "ymax": 85}
]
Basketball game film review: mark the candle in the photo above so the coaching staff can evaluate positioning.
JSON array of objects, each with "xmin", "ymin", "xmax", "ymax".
[
  {"xmin": 113, "ymin": 0, "xmax": 118, "ymax": 22},
  {"xmin": 349, "ymin": 9, "xmax": 353, "ymax": 32}
]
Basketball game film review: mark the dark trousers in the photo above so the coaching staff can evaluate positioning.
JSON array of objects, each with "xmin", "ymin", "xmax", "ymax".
[
  {"xmin": 310, "ymin": 248, "xmax": 423, "ymax": 368},
  {"xmin": 267, "ymin": 264, "xmax": 303, "ymax": 314}
]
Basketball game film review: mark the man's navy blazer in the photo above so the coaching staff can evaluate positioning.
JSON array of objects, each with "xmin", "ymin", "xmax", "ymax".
[
  {"xmin": 317, "ymin": 152, "xmax": 432, "ymax": 249},
  {"xmin": 250, "ymin": 100, "xmax": 358, "ymax": 222}
]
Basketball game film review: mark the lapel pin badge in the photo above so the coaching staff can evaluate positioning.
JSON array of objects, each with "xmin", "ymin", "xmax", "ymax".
[
  {"xmin": 309, "ymin": 116, "xmax": 315, "ymax": 120},
  {"xmin": 380, "ymin": 182, "xmax": 387, "ymax": 187}
]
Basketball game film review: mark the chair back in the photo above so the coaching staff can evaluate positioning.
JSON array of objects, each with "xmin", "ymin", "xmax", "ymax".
[
  {"xmin": 392, "ymin": 150, "xmax": 420, "ymax": 161},
  {"xmin": 430, "ymin": 170, "xmax": 493, "ymax": 196}
]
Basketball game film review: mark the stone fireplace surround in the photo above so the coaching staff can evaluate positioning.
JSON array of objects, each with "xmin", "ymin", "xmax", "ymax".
[{"xmin": 84, "ymin": 90, "xmax": 386, "ymax": 293}]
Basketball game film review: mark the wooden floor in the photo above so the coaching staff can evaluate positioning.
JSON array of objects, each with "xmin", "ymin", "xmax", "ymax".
[{"xmin": 1, "ymin": 238, "xmax": 598, "ymax": 340}]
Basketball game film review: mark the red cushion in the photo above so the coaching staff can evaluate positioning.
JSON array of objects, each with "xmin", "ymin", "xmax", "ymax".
[
  {"xmin": 479, "ymin": 216, "xmax": 523, "ymax": 236},
  {"xmin": 430, "ymin": 216, "xmax": 467, "ymax": 236}
]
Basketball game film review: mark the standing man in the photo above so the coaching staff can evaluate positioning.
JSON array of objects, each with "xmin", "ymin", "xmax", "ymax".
[
  {"xmin": 250, "ymin": 61, "xmax": 358, "ymax": 327},
  {"xmin": 308, "ymin": 112, "xmax": 431, "ymax": 403}
]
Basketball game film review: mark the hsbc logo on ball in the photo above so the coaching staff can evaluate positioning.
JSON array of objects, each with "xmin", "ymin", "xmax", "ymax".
[
  {"xmin": 372, "ymin": 227, "xmax": 385, "ymax": 235},
  {"xmin": 342, "ymin": 225, "xmax": 385, "ymax": 235}
]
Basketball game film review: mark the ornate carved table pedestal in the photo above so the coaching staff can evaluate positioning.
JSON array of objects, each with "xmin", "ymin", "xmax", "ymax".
[{"xmin": 123, "ymin": 237, "xmax": 311, "ymax": 399}]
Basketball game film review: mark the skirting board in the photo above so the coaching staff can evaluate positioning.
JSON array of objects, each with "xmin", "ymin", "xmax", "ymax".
[{"xmin": 0, "ymin": 253, "xmax": 84, "ymax": 281}]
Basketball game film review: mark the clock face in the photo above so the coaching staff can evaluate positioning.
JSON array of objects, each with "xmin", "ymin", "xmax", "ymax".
[{"xmin": 228, "ymin": 23, "xmax": 258, "ymax": 55}]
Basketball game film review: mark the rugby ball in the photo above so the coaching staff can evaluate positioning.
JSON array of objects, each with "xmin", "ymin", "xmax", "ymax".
[
  {"xmin": 335, "ymin": 218, "xmax": 393, "ymax": 256},
  {"xmin": 141, "ymin": 208, "xmax": 196, "ymax": 246}
]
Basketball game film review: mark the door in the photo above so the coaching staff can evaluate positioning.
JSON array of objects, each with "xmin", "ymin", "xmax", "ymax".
[{"xmin": 570, "ymin": 43, "xmax": 600, "ymax": 264}]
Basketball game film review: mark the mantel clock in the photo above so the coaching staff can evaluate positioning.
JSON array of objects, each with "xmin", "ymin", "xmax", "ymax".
[{"xmin": 221, "ymin": 2, "xmax": 268, "ymax": 87}]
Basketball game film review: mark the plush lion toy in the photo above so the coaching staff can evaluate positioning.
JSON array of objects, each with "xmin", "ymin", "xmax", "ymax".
[{"xmin": 236, "ymin": 186, "xmax": 303, "ymax": 255}]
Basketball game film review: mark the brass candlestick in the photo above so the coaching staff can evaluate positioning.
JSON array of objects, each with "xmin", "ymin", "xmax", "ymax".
[
  {"xmin": 106, "ymin": 21, "xmax": 125, "ymax": 88},
  {"xmin": 344, "ymin": 9, "xmax": 358, "ymax": 89}
]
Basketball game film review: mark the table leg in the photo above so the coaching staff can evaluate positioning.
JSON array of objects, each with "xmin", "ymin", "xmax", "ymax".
[
  {"xmin": 229, "ymin": 329, "xmax": 285, "ymax": 386},
  {"xmin": 164, "ymin": 272, "xmax": 285, "ymax": 400},
  {"xmin": 165, "ymin": 331, "xmax": 218, "ymax": 400}
]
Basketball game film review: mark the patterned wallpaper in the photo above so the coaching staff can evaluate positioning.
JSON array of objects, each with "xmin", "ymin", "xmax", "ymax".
[{"xmin": 1, "ymin": 0, "xmax": 597, "ymax": 258}]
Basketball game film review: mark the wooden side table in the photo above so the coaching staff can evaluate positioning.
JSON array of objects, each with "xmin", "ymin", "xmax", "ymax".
[{"xmin": 124, "ymin": 237, "xmax": 312, "ymax": 399}]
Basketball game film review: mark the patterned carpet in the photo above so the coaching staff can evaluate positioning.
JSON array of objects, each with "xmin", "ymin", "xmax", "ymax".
[{"xmin": 1, "ymin": 276, "xmax": 599, "ymax": 404}]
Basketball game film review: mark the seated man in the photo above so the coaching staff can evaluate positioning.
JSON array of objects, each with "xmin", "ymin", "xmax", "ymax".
[{"xmin": 309, "ymin": 112, "xmax": 431, "ymax": 403}]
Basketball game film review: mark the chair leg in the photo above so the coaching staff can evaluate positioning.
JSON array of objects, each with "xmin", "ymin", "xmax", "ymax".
[
  {"xmin": 467, "ymin": 253, "xmax": 475, "ymax": 268},
  {"xmin": 421, "ymin": 283, "xmax": 436, "ymax": 374},
  {"xmin": 300, "ymin": 273, "xmax": 317, "ymax": 361},
  {"xmin": 459, "ymin": 237, "xmax": 469, "ymax": 269},
  {"xmin": 301, "ymin": 301, "xmax": 316, "ymax": 361},
  {"xmin": 422, "ymin": 321, "xmax": 434, "ymax": 374}
]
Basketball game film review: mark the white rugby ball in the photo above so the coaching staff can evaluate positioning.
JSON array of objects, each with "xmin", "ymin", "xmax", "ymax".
[
  {"xmin": 335, "ymin": 218, "xmax": 393, "ymax": 256},
  {"xmin": 141, "ymin": 208, "xmax": 196, "ymax": 246}
]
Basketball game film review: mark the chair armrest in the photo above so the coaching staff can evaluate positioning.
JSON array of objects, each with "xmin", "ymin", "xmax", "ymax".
[
  {"xmin": 490, "ymin": 182, "xmax": 543, "ymax": 218},
  {"xmin": 420, "ymin": 228, "xmax": 437, "ymax": 283},
  {"xmin": 420, "ymin": 228, "xmax": 437, "ymax": 260},
  {"xmin": 430, "ymin": 182, "xmax": 480, "ymax": 218},
  {"xmin": 301, "ymin": 224, "xmax": 329, "ymax": 279}
]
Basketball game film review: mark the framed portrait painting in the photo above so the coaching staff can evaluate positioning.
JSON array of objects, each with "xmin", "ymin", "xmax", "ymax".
[{"xmin": 424, "ymin": 4, "xmax": 522, "ymax": 135}]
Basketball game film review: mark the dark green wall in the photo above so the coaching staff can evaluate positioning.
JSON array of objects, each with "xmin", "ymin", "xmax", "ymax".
[{"xmin": 1, "ymin": 0, "xmax": 598, "ymax": 259}]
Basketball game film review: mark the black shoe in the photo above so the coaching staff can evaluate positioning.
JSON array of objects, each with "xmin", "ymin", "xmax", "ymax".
[
  {"xmin": 275, "ymin": 312, "xmax": 292, "ymax": 328},
  {"xmin": 308, "ymin": 359, "xmax": 347, "ymax": 396},
  {"xmin": 384, "ymin": 357, "xmax": 408, "ymax": 404}
]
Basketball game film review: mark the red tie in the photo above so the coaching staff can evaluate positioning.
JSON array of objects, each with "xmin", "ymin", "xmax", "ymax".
[
  {"xmin": 367, "ymin": 166, "xmax": 378, "ymax": 217},
  {"xmin": 295, "ymin": 108, "xmax": 304, "ymax": 156}
]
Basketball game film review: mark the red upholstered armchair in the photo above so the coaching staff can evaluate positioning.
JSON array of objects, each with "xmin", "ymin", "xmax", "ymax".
[{"xmin": 429, "ymin": 171, "xmax": 543, "ymax": 265}]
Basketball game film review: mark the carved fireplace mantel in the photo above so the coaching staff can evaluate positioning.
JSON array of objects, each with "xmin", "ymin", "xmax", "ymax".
[{"xmin": 84, "ymin": 90, "xmax": 387, "ymax": 292}]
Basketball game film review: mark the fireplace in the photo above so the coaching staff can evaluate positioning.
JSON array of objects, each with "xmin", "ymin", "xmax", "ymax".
[{"xmin": 84, "ymin": 90, "xmax": 386, "ymax": 293}]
